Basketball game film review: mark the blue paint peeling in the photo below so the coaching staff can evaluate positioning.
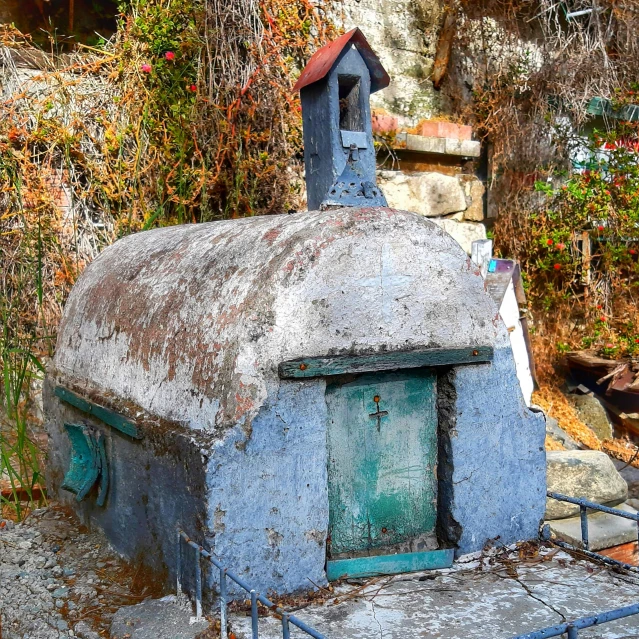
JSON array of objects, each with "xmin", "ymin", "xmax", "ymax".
[{"xmin": 205, "ymin": 380, "xmax": 330, "ymax": 594}]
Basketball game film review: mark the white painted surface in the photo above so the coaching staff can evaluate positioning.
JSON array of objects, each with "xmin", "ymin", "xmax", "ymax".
[
  {"xmin": 52, "ymin": 208, "xmax": 504, "ymax": 434},
  {"xmin": 499, "ymin": 281, "xmax": 534, "ymax": 406}
]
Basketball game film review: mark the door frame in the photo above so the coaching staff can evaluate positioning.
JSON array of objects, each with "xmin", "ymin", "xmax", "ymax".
[{"xmin": 278, "ymin": 346, "xmax": 493, "ymax": 579}]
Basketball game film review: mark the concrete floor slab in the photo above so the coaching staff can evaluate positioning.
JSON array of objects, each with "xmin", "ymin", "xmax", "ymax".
[
  {"xmin": 229, "ymin": 548, "xmax": 639, "ymax": 639},
  {"xmin": 548, "ymin": 503, "xmax": 639, "ymax": 551}
]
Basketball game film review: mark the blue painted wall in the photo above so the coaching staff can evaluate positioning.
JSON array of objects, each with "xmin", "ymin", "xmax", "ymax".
[
  {"xmin": 449, "ymin": 347, "xmax": 546, "ymax": 555},
  {"xmin": 204, "ymin": 380, "xmax": 330, "ymax": 594}
]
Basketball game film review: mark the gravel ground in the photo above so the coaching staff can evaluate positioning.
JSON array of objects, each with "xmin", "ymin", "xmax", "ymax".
[{"xmin": 0, "ymin": 505, "xmax": 163, "ymax": 639}]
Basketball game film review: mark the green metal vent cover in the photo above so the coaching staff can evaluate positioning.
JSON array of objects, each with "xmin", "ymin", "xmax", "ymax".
[{"xmin": 61, "ymin": 423, "xmax": 109, "ymax": 506}]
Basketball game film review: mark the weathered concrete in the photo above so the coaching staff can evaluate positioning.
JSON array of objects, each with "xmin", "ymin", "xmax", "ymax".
[
  {"xmin": 546, "ymin": 451, "xmax": 628, "ymax": 520},
  {"xmin": 445, "ymin": 347, "xmax": 546, "ymax": 554},
  {"xmin": 44, "ymin": 376, "xmax": 209, "ymax": 583},
  {"xmin": 46, "ymin": 207, "xmax": 544, "ymax": 596},
  {"xmin": 548, "ymin": 503, "xmax": 639, "ymax": 551},
  {"xmin": 52, "ymin": 208, "xmax": 499, "ymax": 431},
  {"xmin": 230, "ymin": 549, "xmax": 639, "ymax": 639},
  {"xmin": 110, "ymin": 595, "xmax": 209, "ymax": 639}
]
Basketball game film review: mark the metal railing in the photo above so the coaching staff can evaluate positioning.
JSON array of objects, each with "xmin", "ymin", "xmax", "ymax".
[
  {"xmin": 513, "ymin": 492, "xmax": 639, "ymax": 637},
  {"xmin": 177, "ymin": 529, "xmax": 327, "ymax": 639},
  {"xmin": 543, "ymin": 491, "xmax": 639, "ymax": 573},
  {"xmin": 510, "ymin": 602, "xmax": 639, "ymax": 639}
]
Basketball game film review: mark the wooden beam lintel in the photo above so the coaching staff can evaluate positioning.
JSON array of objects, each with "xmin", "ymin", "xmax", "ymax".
[{"xmin": 279, "ymin": 346, "xmax": 493, "ymax": 379}]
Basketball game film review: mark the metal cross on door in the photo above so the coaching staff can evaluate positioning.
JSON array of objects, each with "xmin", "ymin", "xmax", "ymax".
[{"xmin": 326, "ymin": 370, "xmax": 438, "ymax": 559}]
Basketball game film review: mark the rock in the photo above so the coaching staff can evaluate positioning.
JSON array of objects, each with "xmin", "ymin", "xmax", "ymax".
[
  {"xmin": 431, "ymin": 219, "xmax": 487, "ymax": 255},
  {"xmin": 547, "ymin": 502, "xmax": 639, "ymax": 551},
  {"xmin": 37, "ymin": 519, "xmax": 72, "ymax": 541},
  {"xmin": 568, "ymin": 393, "xmax": 613, "ymax": 441},
  {"xmin": 110, "ymin": 596, "xmax": 209, "ymax": 639},
  {"xmin": 378, "ymin": 170, "xmax": 467, "ymax": 217},
  {"xmin": 460, "ymin": 176, "xmax": 485, "ymax": 222},
  {"xmin": 75, "ymin": 621, "xmax": 101, "ymax": 639},
  {"xmin": 546, "ymin": 450, "xmax": 628, "ymax": 519},
  {"xmin": 545, "ymin": 416, "xmax": 580, "ymax": 451},
  {"xmin": 614, "ymin": 458, "xmax": 639, "ymax": 499}
]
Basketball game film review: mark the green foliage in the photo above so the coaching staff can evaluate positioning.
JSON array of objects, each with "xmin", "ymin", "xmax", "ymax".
[
  {"xmin": 117, "ymin": 0, "xmax": 203, "ymax": 226},
  {"xmin": 0, "ymin": 343, "xmax": 46, "ymax": 520},
  {"xmin": 526, "ymin": 124, "xmax": 639, "ymax": 357}
]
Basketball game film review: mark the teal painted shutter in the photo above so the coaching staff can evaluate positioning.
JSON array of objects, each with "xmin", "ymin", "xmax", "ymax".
[{"xmin": 326, "ymin": 370, "xmax": 438, "ymax": 557}]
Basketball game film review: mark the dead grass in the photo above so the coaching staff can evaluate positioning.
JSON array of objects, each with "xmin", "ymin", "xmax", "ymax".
[
  {"xmin": 534, "ymin": 385, "xmax": 602, "ymax": 451},
  {"xmin": 536, "ymin": 384, "xmax": 639, "ymax": 469}
]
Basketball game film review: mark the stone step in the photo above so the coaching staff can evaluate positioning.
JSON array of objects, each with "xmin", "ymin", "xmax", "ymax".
[{"xmin": 547, "ymin": 502, "xmax": 639, "ymax": 551}]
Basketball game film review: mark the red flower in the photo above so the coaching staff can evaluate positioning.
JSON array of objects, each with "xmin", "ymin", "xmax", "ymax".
[
  {"xmin": 635, "ymin": 339, "xmax": 639, "ymax": 344},
  {"xmin": 141, "ymin": 63, "xmax": 152, "ymax": 73},
  {"xmin": 189, "ymin": 84, "xmax": 197, "ymax": 92},
  {"xmin": 165, "ymin": 51, "xmax": 175, "ymax": 61},
  {"xmin": 630, "ymin": 249, "xmax": 637, "ymax": 255},
  {"xmin": 600, "ymin": 316, "xmax": 606, "ymax": 322},
  {"xmin": 557, "ymin": 242, "xmax": 566, "ymax": 250},
  {"xmin": 596, "ymin": 304, "xmax": 603, "ymax": 309},
  {"xmin": 606, "ymin": 343, "xmax": 614, "ymax": 349},
  {"xmin": 597, "ymin": 225, "xmax": 605, "ymax": 231},
  {"xmin": 553, "ymin": 263, "xmax": 561, "ymax": 270},
  {"xmin": 546, "ymin": 239, "xmax": 554, "ymax": 246}
]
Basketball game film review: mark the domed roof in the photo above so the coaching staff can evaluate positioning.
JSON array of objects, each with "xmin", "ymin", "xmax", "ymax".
[{"xmin": 53, "ymin": 207, "xmax": 501, "ymax": 432}]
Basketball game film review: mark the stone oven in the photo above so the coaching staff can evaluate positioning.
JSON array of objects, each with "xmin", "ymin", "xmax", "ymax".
[{"xmin": 45, "ymin": 206, "xmax": 545, "ymax": 594}]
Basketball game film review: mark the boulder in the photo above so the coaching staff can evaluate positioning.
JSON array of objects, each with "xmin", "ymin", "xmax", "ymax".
[
  {"xmin": 568, "ymin": 393, "xmax": 613, "ymax": 441},
  {"xmin": 546, "ymin": 450, "xmax": 628, "ymax": 519},
  {"xmin": 545, "ymin": 416, "xmax": 580, "ymax": 451},
  {"xmin": 431, "ymin": 219, "xmax": 487, "ymax": 255},
  {"xmin": 378, "ymin": 171, "xmax": 467, "ymax": 217},
  {"xmin": 111, "ymin": 595, "xmax": 209, "ymax": 639}
]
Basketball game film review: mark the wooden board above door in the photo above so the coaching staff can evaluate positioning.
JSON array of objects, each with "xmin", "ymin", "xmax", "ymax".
[{"xmin": 279, "ymin": 346, "xmax": 493, "ymax": 379}]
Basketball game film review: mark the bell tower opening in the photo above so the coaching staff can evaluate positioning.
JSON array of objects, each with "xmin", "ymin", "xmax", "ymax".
[{"xmin": 338, "ymin": 74, "xmax": 364, "ymax": 132}]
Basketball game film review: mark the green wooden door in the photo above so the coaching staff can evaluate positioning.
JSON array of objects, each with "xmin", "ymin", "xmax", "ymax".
[{"xmin": 326, "ymin": 370, "xmax": 438, "ymax": 558}]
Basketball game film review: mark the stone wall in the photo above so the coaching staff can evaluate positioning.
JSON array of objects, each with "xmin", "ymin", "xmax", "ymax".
[
  {"xmin": 338, "ymin": 0, "xmax": 446, "ymax": 122},
  {"xmin": 378, "ymin": 170, "xmax": 486, "ymax": 254},
  {"xmin": 334, "ymin": 0, "xmax": 487, "ymax": 253}
]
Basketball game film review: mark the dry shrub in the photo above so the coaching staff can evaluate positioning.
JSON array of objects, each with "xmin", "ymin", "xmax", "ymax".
[
  {"xmin": 0, "ymin": 0, "xmax": 337, "ymax": 516},
  {"xmin": 447, "ymin": 0, "xmax": 639, "ymax": 382},
  {"xmin": 0, "ymin": 0, "xmax": 337, "ymax": 359},
  {"xmin": 534, "ymin": 385, "xmax": 602, "ymax": 450}
]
